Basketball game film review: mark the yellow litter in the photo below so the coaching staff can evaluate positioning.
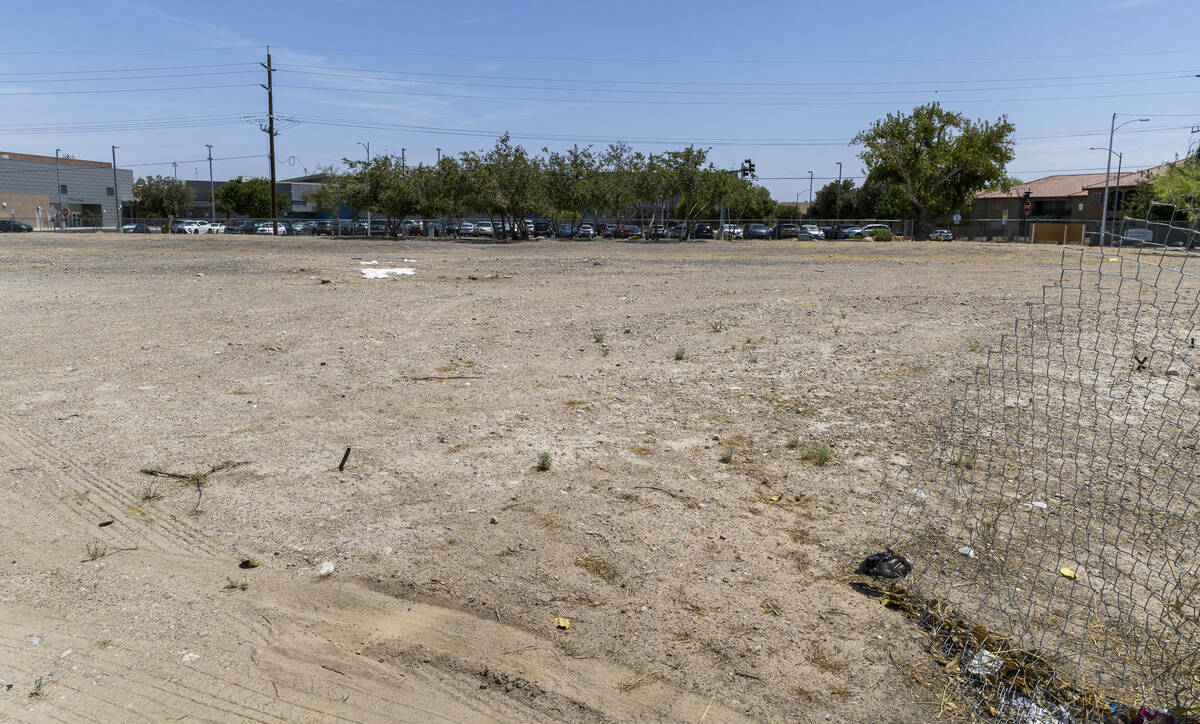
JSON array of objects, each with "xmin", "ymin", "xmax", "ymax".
[
  {"xmin": 553, "ymin": 616, "xmax": 571, "ymax": 630},
  {"xmin": 1059, "ymin": 567, "xmax": 1076, "ymax": 579}
]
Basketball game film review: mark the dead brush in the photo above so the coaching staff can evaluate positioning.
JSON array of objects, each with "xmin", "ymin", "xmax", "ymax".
[
  {"xmin": 140, "ymin": 460, "xmax": 248, "ymax": 512},
  {"xmin": 575, "ymin": 554, "xmax": 619, "ymax": 583}
]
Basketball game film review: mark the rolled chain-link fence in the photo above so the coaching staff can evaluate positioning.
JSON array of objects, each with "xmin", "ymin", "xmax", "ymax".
[{"xmin": 875, "ymin": 214, "xmax": 1200, "ymax": 722}]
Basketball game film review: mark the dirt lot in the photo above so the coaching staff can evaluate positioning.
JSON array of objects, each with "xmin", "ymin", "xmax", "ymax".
[{"xmin": 0, "ymin": 234, "xmax": 1067, "ymax": 722}]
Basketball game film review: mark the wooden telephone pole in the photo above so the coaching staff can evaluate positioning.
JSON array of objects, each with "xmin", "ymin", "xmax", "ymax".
[{"xmin": 260, "ymin": 47, "xmax": 278, "ymax": 234}]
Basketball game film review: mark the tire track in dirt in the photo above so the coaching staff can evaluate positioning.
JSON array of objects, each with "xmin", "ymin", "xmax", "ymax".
[
  {"xmin": 0, "ymin": 612, "xmax": 378, "ymax": 723},
  {"xmin": 0, "ymin": 416, "xmax": 221, "ymax": 555}
]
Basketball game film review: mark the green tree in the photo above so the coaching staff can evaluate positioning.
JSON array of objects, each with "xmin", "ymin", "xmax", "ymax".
[
  {"xmin": 808, "ymin": 180, "xmax": 857, "ymax": 220},
  {"xmin": 541, "ymin": 145, "xmax": 596, "ymax": 233},
  {"xmin": 852, "ymin": 102, "xmax": 1015, "ymax": 231},
  {"xmin": 302, "ymin": 166, "xmax": 344, "ymax": 216},
  {"xmin": 213, "ymin": 177, "xmax": 291, "ymax": 218},
  {"xmin": 334, "ymin": 154, "xmax": 417, "ymax": 237},
  {"xmin": 132, "ymin": 175, "xmax": 192, "ymax": 218}
]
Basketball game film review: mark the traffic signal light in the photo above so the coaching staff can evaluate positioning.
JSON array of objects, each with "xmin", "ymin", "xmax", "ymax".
[{"xmin": 740, "ymin": 159, "xmax": 755, "ymax": 178}]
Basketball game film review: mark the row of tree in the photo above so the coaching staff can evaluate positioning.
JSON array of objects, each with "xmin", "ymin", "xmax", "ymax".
[
  {"xmin": 130, "ymin": 103, "xmax": 1019, "ymax": 235},
  {"xmin": 309, "ymin": 137, "xmax": 780, "ymax": 239}
]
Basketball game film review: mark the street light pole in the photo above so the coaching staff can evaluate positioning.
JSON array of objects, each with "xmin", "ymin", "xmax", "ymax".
[
  {"xmin": 111, "ymin": 146, "xmax": 120, "ymax": 230},
  {"xmin": 357, "ymin": 141, "xmax": 371, "ymax": 237},
  {"xmin": 1099, "ymin": 114, "xmax": 1149, "ymax": 244},
  {"xmin": 835, "ymin": 162, "xmax": 843, "ymax": 227},
  {"xmin": 436, "ymin": 148, "xmax": 441, "ymax": 163},
  {"xmin": 55, "ymin": 148, "xmax": 64, "ymax": 228},
  {"xmin": 808, "ymin": 170, "xmax": 814, "ymax": 204},
  {"xmin": 205, "ymin": 144, "xmax": 215, "ymax": 223}
]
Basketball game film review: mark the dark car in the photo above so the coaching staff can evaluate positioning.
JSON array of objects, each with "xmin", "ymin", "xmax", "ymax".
[
  {"xmin": 0, "ymin": 219, "xmax": 34, "ymax": 232},
  {"xmin": 120, "ymin": 223, "xmax": 150, "ymax": 234},
  {"xmin": 311, "ymin": 221, "xmax": 333, "ymax": 236},
  {"xmin": 768, "ymin": 223, "xmax": 798, "ymax": 238},
  {"xmin": 745, "ymin": 223, "xmax": 770, "ymax": 239},
  {"xmin": 692, "ymin": 223, "xmax": 715, "ymax": 239},
  {"xmin": 226, "ymin": 219, "xmax": 257, "ymax": 235},
  {"xmin": 533, "ymin": 220, "xmax": 553, "ymax": 237}
]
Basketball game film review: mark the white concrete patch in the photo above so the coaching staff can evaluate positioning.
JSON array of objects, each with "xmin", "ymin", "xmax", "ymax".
[{"xmin": 361, "ymin": 268, "xmax": 415, "ymax": 279}]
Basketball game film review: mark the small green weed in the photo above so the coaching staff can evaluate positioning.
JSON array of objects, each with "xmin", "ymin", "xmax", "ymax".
[
  {"xmin": 673, "ymin": 347, "xmax": 686, "ymax": 361},
  {"xmin": 709, "ymin": 320, "xmax": 725, "ymax": 332},
  {"xmin": 719, "ymin": 448, "xmax": 734, "ymax": 464},
  {"xmin": 801, "ymin": 444, "xmax": 832, "ymax": 466},
  {"xmin": 786, "ymin": 436, "xmax": 800, "ymax": 449},
  {"xmin": 536, "ymin": 452, "xmax": 552, "ymax": 471},
  {"xmin": 592, "ymin": 331, "xmax": 605, "ymax": 343}
]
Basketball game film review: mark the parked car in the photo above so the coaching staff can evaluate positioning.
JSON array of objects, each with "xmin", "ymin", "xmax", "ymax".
[
  {"xmin": 841, "ymin": 226, "xmax": 864, "ymax": 239},
  {"xmin": 0, "ymin": 219, "xmax": 34, "ymax": 232},
  {"xmin": 181, "ymin": 220, "xmax": 210, "ymax": 234},
  {"xmin": 801, "ymin": 224, "xmax": 825, "ymax": 240},
  {"xmin": 744, "ymin": 223, "xmax": 769, "ymax": 239},
  {"xmin": 556, "ymin": 223, "xmax": 573, "ymax": 238},
  {"xmin": 225, "ymin": 219, "xmax": 255, "ymax": 234},
  {"xmin": 647, "ymin": 224, "xmax": 667, "ymax": 239},
  {"xmin": 625, "ymin": 224, "xmax": 641, "ymax": 238},
  {"xmin": 207, "ymin": 221, "xmax": 227, "ymax": 234},
  {"xmin": 533, "ymin": 220, "xmax": 553, "ymax": 237},
  {"xmin": 576, "ymin": 223, "xmax": 596, "ymax": 238},
  {"xmin": 255, "ymin": 221, "xmax": 287, "ymax": 235},
  {"xmin": 475, "ymin": 221, "xmax": 495, "ymax": 237},
  {"xmin": 457, "ymin": 221, "xmax": 475, "ymax": 236},
  {"xmin": 929, "ymin": 229, "xmax": 955, "ymax": 241},
  {"xmin": 767, "ymin": 223, "xmax": 798, "ymax": 238},
  {"xmin": 859, "ymin": 223, "xmax": 891, "ymax": 238},
  {"xmin": 119, "ymin": 222, "xmax": 150, "ymax": 234},
  {"xmin": 692, "ymin": 223, "xmax": 715, "ymax": 239},
  {"xmin": 610, "ymin": 224, "xmax": 632, "ymax": 239},
  {"xmin": 721, "ymin": 223, "xmax": 744, "ymax": 239}
]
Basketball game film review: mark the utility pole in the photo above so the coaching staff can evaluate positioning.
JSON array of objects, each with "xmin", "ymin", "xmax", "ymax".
[
  {"xmin": 172, "ymin": 161, "xmax": 178, "ymax": 180},
  {"xmin": 357, "ymin": 141, "xmax": 371, "ymax": 237},
  {"xmin": 1099, "ymin": 114, "xmax": 1148, "ymax": 245},
  {"xmin": 260, "ymin": 47, "xmax": 279, "ymax": 235},
  {"xmin": 808, "ymin": 171, "xmax": 814, "ymax": 204},
  {"xmin": 111, "ymin": 146, "xmax": 120, "ymax": 229},
  {"xmin": 401, "ymin": 148, "xmax": 406, "ymax": 170},
  {"xmin": 55, "ymin": 148, "xmax": 64, "ymax": 228},
  {"xmin": 835, "ymin": 162, "xmax": 843, "ymax": 228},
  {"xmin": 205, "ymin": 144, "xmax": 215, "ymax": 223},
  {"xmin": 436, "ymin": 148, "xmax": 441, "ymax": 163}
]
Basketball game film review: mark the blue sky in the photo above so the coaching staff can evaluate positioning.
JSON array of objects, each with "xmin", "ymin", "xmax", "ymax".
[{"xmin": 3, "ymin": 0, "xmax": 1198, "ymax": 200}]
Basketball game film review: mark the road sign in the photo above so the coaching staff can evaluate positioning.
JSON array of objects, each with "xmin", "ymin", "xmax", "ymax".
[
  {"xmin": 1023, "ymin": 200, "xmax": 1031, "ymax": 215},
  {"xmin": 61, "ymin": 207, "xmax": 69, "ymax": 217},
  {"xmin": 953, "ymin": 212, "xmax": 962, "ymax": 225}
]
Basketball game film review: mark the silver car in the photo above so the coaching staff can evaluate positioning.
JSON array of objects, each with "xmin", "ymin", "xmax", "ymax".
[{"xmin": 475, "ymin": 221, "xmax": 494, "ymax": 237}]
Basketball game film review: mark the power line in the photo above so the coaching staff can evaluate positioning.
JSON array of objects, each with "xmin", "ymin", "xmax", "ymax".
[
  {"xmin": 275, "ymin": 63, "xmax": 1200, "ymax": 88},
  {"xmin": 272, "ymin": 45, "xmax": 1200, "ymax": 65},
  {"xmin": 274, "ymin": 67, "xmax": 1200, "ymax": 97},
  {"xmin": 0, "ymin": 83, "xmax": 258, "ymax": 96},
  {"xmin": 0, "ymin": 70, "xmax": 261, "ymax": 84},
  {"xmin": 277, "ymin": 83, "xmax": 1200, "ymax": 107},
  {"xmin": 0, "ymin": 62, "xmax": 258, "ymax": 76},
  {"xmin": 124, "ymin": 153, "xmax": 265, "ymax": 168}
]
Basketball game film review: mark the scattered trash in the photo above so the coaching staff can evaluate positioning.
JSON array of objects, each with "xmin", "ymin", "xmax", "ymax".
[
  {"xmin": 553, "ymin": 617, "xmax": 571, "ymax": 630},
  {"xmin": 318, "ymin": 561, "xmax": 335, "ymax": 577},
  {"xmin": 59, "ymin": 649, "xmax": 72, "ymax": 659},
  {"xmin": 911, "ymin": 487, "xmax": 929, "ymax": 499},
  {"xmin": 958, "ymin": 546, "xmax": 977, "ymax": 559},
  {"xmin": 25, "ymin": 635, "xmax": 40, "ymax": 645},
  {"xmin": 361, "ymin": 268, "xmax": 414, "ymax": 279},
  {"xmin": 1029, "ymin": 501, "xmax": 1048, "ymax": 510},
  {"xmin": 97, "ymin": 520, "xmax": 114, "ymax": 527},
  {"xmin": 1130, "ymin": 706, "xmax": 1176, "ymax": 724},
  {"xmin": 1059, "ymin": 567, "xmax": 1076, "ymax": 579},
  {"xmin": 338, "ymin": 446, "xmax": 351, "ymax": 472},
  {"xmin": 238, "ymin": 559, "xmax": 259, "ymax": 569},
  {"xmin": 856, "ymin": 550, "xmax": 912, "ymax": 579},
  {"xmin": 359, "ymin": 260, "xmax": 378, "ymax": 265},
  {"xmin": 1008, "ymin": 694, "xmax": 1070, "ymax": 724},
  {"xmin": 965, "ymin": 649, "xmax": 1001, "ymax": 677},
  {"xmin": 181, "ymin": 652, "xmax": 199, "ymax": 663}
]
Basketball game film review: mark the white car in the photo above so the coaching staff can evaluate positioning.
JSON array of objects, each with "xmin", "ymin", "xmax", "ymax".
[
  {"xmin": 255, "ymin": 221, "xmax": 287, "ymax": 235},
  {"xmin": 207, "ymin": 221, "xmax": 226, "ymax": 234},
  {"xmin": 577, "ymin": 223, "xmax": 596, "ymax": 238},
  {"xmin": 802, "ymin": 225, "xmax": 825, "ymax": 239},
  {"xmin": 721, "ymin": 224, "xmax": 744, "ymax": 239},
  {"xmin": 182, "ymin": 220, "xmax": 210, "ymax": 234}
]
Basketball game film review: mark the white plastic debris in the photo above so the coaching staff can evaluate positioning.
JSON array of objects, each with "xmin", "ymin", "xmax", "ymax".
[
  {"xmin": 318, "ymin": 561, "xmax": 335, "ymax": 577},
  {"xmin": 958, "ymin": 546, "xmax": 977, "ymax": 558},
  {"xmin": 181, "ymin": 652, "xmax": 199, "ymax": 663},
  {"xmin": 359, "ymin": 260, "xmax": 378, "ymax": 265},
  {"xmin": 965, "ymin": 649, "xmax": 1001, "ymax": 677},
  {"xmin": 911, "ymin": 487, "xmax": 929, "ymax": 499},
  {"xmin": 361, "ymin": 268, "xmax": 415, "ymax": 279}
]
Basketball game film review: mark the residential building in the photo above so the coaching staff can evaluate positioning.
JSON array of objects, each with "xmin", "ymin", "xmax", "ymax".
[
  {"xmin": 973, "ymin": 162, "xmax": 1175, "ymax": 222},
  {"xmin": 0, "ymin": 151, "xmax": 132, "ymax": 228}
]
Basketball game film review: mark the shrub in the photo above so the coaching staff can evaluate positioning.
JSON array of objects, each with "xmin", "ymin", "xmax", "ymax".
[
  {"xmin": 536, "ymin": 452, "xmax": 552, "ymax": 471},
  {"xmin": 869, "ymin": 227, "xmax": 894, "ymax": 241}
]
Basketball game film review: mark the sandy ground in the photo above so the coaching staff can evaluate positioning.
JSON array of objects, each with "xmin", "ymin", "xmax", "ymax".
[{"xmin": 0, "ymin": 234, "xmax": 1068, "ymax": 722}]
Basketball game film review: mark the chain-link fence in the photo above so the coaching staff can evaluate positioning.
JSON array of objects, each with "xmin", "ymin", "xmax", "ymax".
[{"xmin": 873, "ymin": 211, "xmax": 1200, "ymax": 721}]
